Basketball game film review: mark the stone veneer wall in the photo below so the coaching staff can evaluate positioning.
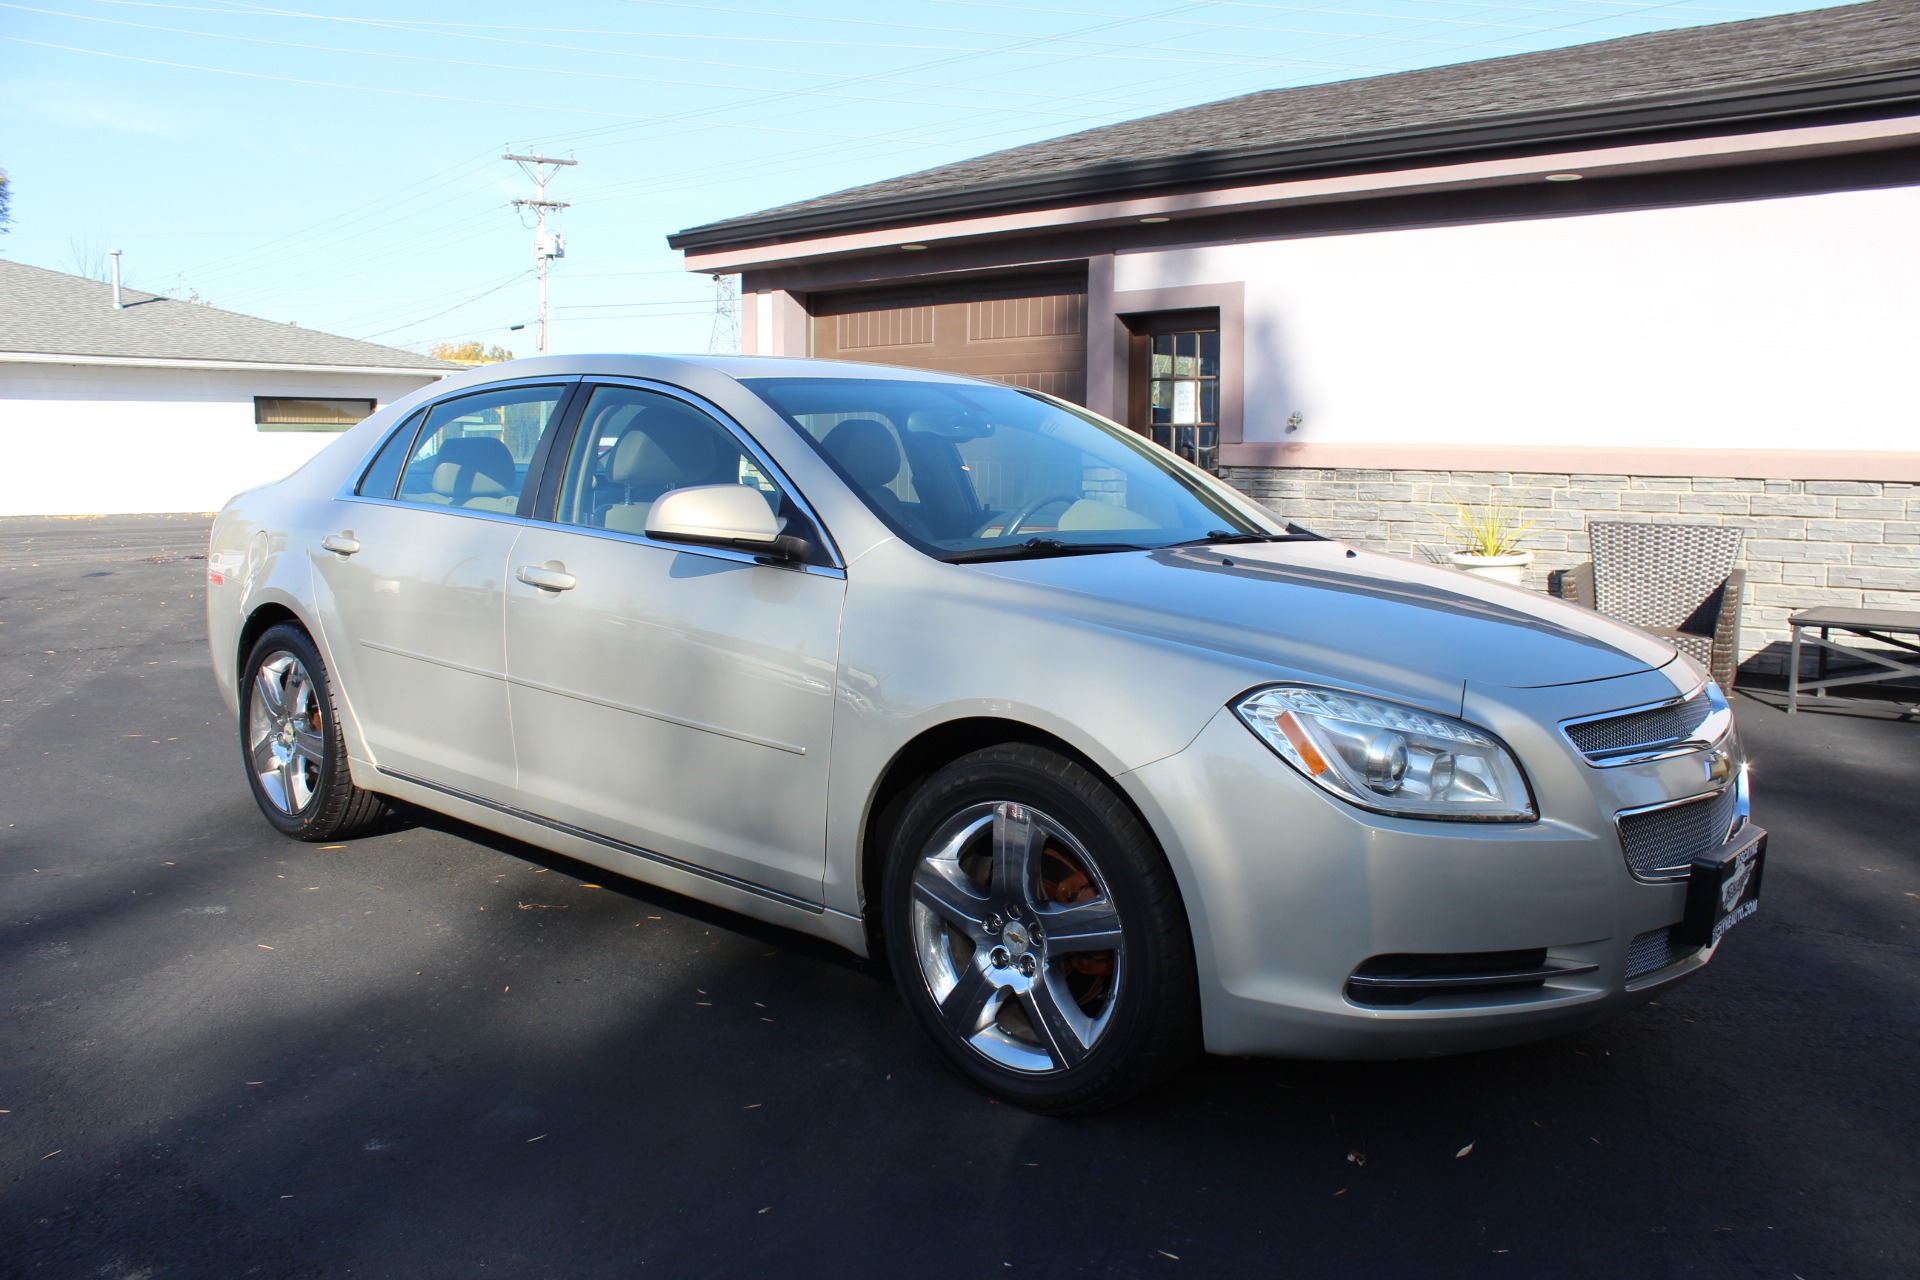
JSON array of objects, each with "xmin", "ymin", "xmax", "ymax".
[{"xmin": 1221, "ymin": 467, "xmax": 1920, "ymax": 677}]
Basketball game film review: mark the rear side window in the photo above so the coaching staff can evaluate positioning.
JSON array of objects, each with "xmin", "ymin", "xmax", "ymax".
[
  {"xmin": 394, "ymin": 386, "xmax": 565, "ymax": 515},
  {"xmin": 355, "ymin": 412, "xmax": 422, "ymax": 499}
]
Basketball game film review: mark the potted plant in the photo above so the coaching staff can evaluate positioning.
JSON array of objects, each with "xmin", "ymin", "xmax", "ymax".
[{"xmin": 1438, "ymin": 494, "xmax": 1534, "ymax": 585}]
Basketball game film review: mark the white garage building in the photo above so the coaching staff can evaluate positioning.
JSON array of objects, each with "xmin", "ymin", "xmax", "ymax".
[{"xmin": 0, "ymin": 260, "xmax": 455, "ymax": 516}]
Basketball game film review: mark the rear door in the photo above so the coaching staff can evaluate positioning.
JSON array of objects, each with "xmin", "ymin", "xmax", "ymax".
[
  {"xmin": 310, "ymin": 380, "xmax": 575, "ymax": 802},
  {"xmin": 500, "ymin": 381, "xmax": 844, "ymax": 907}
]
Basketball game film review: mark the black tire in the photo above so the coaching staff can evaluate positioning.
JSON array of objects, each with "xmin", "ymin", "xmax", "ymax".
[
  {"xmin": 238, "ymin": 622, "xmax": 390, "ymax": 841},
  {"xmin": 882, "ymin": 743, "xmax": 1199, "ymax": 1114}
]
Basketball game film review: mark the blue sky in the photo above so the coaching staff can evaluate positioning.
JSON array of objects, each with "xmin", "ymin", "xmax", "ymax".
[{"xmin": 0, "ymin": 1, "xmax": 1853, "ymax": 356}]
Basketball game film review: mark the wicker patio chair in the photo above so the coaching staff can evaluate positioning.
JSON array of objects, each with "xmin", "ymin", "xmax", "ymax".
[{"xmin": 1556, "ymin": 521, "xmax": 1746, "ymax": 688}]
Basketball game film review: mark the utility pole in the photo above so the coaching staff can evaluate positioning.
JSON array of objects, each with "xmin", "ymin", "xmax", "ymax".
[
  {"xmin": 708, "ymin": 274, "xmax": 740, "ymax": 355},
  {"xmin": 503, "ymin": 152, "xmax": 576, "ymax": 355}
]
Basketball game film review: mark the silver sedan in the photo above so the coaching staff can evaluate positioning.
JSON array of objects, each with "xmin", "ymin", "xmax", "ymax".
[{"xmin": 207, "ymin": 355, "xmax": 1766, "ymax": 1113}]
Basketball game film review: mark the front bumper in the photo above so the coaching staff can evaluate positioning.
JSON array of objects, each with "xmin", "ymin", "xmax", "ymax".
[{"xmin": 1120, "ymin": 678, "xmax": 1739, "ymax": 1060}]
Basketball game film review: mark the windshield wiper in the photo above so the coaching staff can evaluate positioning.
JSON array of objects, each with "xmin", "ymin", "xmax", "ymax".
[
  {"xmin": 1167, "ymin": 527, "xmax": 1324, "ymax": 547},
  {"xmin": 939, "ymin": 538, "xmax": 1151, "ymax": 564}
]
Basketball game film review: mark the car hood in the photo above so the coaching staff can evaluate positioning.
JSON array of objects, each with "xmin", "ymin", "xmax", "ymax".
[{"xmin": 974, "ymin": 540, "xmax": 1675, "ymax": 700}]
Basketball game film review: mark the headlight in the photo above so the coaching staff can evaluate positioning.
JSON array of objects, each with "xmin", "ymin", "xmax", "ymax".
[{"xmin": 1234, "ymin": 686, "xmax": 1536, "ymax": 821}]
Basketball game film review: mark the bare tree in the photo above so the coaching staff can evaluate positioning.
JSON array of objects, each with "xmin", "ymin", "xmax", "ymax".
[{"xmin": 66, "ymin": 235, "xmax": 111, "ymax": 281}]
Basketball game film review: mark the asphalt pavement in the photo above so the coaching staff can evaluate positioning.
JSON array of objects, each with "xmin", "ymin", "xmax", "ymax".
[{"xmin": 2, "ymin": 515, "xmax": 1916, "ymax": 1279}]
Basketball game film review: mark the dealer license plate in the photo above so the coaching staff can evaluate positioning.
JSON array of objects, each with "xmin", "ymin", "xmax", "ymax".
[{"xmin": 1675, "ymin": 824, "xmax": 1767, "ymax": 948}]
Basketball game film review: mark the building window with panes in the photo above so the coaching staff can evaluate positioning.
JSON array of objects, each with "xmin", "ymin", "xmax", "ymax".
[{"xmin": 1126, "ymin": 312, "xmax": 1219, "ymax": 471}]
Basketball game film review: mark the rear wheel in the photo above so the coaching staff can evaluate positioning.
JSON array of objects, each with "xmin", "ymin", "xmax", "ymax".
[
  {"xmin": 882, "ymin": 744, "xmax": 1199, "ymax": 1114},
  {"xmin": 239, "ymin": 623, "xmax": 390, "ymax": 841}
]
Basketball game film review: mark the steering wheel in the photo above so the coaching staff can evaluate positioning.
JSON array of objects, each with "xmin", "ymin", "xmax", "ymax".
[{"xmin": 979, "ymin": 491, "xmax": 1081, "ymax": 538}]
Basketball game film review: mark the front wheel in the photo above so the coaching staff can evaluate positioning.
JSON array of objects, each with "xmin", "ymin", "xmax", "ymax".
[
  {"xmin": 239, "ymin": 623, "xmax": 390, "ymax": 841},
  {"xmin": 882, "ymin": 744, "xmax": 1199, "ymax": 1114}
]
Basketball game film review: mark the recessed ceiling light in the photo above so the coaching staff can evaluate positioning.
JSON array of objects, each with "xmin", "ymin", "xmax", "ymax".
[
  {"xmin": 900, "ymin": 243, "xmax": 928, "ymax": 250},
  {"xmin": 1545, "ymin": 172, "xmax": 1584, "ymax": 182},
  {"xmin": 1140, "ymin": 216, "xmax": 1171, "ymax": 223}
]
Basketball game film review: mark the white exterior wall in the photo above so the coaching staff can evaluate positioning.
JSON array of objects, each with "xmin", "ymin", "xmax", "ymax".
[
  {"xmin": 1114, "ymin": 184, "xmax": 1920, "ymax": 453},
  {"xmin": 0, "ymin": 363, "xmax": 445, "ymax": 516}
]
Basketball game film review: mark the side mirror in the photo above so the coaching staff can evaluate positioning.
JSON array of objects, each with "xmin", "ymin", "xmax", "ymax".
[{"xmin": 645, "ymin": 484, "xmax": 810, "ymax": 561}]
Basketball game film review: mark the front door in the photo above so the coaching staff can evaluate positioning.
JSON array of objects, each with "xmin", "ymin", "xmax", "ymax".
[
  {"xmin": 501, "ymin": 383, "xmax": 844, "ymax": 907},
  {"xmin": 311, "ymin": 381, "xmax": 572, "ymax": 801},
  {"xmin": 1125, "ymin": 310, "xmax": 1221, "ymax": 471}
]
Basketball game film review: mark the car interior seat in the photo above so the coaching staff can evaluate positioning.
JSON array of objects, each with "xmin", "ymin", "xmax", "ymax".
[
  {"xmin": 600, "ymin": 404, "xmax": 729, "ymax": 535},
  {"xmin": 426, "ymin": 436, "xmax": 520, "ymax": 512},
  {"xmin": 821, "ymin": 418, "xmax": 925, "ymax": 537}
]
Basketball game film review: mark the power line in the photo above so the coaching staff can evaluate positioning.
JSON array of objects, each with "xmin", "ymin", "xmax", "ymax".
[
  {"xmin": 2, "ymin": 34, "xmax": 1116, "ymax": 144},
  {"xmin": 555, "ymin": 299, "xmax": 715, "ymax": 310},
  {"xmin": 130, "ymin": 0, "xmax": 1184, "ymax": 113},
  {"xmin": 100, "ymin": 0, "xmax": 1432, "ymax": 68},
  {"xmin": 178, "ymin": 155, "xmax": 505, "ymax": 290},
  {"xmin": 359, "ymin": 269, "xmax": 534, "ymax": 341},
  {"xmin": 25, "ymin": 0, "xmax": 1799, "ymax": 346},
  {"xmin": 12, "ymin": 3, "xmax": 1145, "ymax": 125},
  {"xmin": 209, "ymin": 203, "xmax": 513, "ymax": 307},
  {"xmin": 323, "ymin": 267, "xmax": 536, "ymax": 333},
  {"xmin": 549, "ymin": 0, "xmax": 1740, "ymax": 210}
]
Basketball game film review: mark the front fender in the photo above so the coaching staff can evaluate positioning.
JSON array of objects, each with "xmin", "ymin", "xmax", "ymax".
[{"xmin": 818, "ymin": 540, "xmax": 1287, "ymax": 921}]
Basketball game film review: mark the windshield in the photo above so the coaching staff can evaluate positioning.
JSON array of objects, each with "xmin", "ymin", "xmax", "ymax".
[{"xmin": 742, "ymin": 377, "xmax": 1281, "ymax": 561}]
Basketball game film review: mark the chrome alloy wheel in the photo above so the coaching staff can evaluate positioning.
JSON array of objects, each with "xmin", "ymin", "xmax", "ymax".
[
  {"xmin": 910, "ymin": 801, "xmax": 1126, "ymax": 1074},
  {"xmin": 247, "ymin": 651, "xmax": 326, "ymax": 815}
]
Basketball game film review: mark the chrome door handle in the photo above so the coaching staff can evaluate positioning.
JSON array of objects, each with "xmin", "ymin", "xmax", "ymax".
[
  {"xmin": 516, "ymin": 564, "xmax": 577, "ymax": 592},
  {"xmin": 320, "ymin": 533, "xmax": 361, "ymax": 555}
]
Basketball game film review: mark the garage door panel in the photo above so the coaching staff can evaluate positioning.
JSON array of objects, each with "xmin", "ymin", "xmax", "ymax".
[
  {"xmin": 967, "ymin": 292, "xmax": 1084, "ymax": 342},
  {"xmin": 810, "ymin": 272, "xmax": 1088, "ymax": 405}
]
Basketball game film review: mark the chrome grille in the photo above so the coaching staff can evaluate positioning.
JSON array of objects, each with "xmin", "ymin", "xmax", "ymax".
[
  {"xmin": 1617, "ymin": 787, "xmax": 1737, "ymax": 879},
  {"xmin": 1626, "ymin": 926, "xmax": 1697, "ymax": 979},
  {"xmin": 1566, "ymin": 691, "xmax": 1711, "ymax": 758}
]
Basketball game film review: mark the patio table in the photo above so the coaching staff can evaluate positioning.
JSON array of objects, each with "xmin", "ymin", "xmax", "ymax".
[{"xmin": 1786, "ymin": 606, "xmax": 1920, "ymax": 713}]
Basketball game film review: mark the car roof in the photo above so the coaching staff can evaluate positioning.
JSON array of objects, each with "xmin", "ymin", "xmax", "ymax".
[{"xmin": 447, "ymin": 352, "xmax": 994, "ymax": 387}]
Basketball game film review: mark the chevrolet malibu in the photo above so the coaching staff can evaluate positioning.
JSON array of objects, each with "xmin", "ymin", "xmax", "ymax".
[{"xmin": 207, "ymin": 355, "xmax": 1766, "ymax": 1113}]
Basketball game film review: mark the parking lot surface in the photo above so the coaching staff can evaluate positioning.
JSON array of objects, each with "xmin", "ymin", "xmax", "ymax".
[{"xmin": 2, "ymin": 516, "xmax": 1916, "ymax": 1279}]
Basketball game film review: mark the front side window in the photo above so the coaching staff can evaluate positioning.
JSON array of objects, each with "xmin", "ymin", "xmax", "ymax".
[
  {"xmin": 551, "ymin": 385, "xmax": 793, "ymax": 540},
  {"xmin": 745, "ymin": 377, "xmax": 1275, "ymax": 562},
  {"xmin": 395, "ymin": 385, "xmax": 564, "ymax": 514}
]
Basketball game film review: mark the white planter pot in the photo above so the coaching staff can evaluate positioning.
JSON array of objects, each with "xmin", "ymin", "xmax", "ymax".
[{"xmin": 1447, "ymin": 550, "xmax": 1532, "ymax": 586}]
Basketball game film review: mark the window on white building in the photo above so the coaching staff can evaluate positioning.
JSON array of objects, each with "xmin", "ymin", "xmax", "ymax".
[{"xmin": 254, "ymin": 397, "xmax": 377, "ymax": 431}]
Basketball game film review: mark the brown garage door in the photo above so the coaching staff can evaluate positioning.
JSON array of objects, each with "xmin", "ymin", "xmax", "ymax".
[{"xmin": 808, "ymin": 272, "xmax": 1087, "ymax": 404}]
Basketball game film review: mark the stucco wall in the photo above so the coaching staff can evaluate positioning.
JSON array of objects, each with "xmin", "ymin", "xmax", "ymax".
[
  {"xmin": 1115, "ymin": 183, "xmax": 1920, "ymax": 457},
  {"xmin": 1115, "ymin": 183, "xmax": 1920, "ymax": 679},
  {"xmin": 0, "ymin": 363, "xmax": 444, "ymax": 516}
]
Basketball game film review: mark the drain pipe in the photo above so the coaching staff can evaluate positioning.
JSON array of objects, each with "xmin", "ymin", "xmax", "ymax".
[{"xmin": 109, "ymin": 249, "xmax": 124, "ymax": 309}]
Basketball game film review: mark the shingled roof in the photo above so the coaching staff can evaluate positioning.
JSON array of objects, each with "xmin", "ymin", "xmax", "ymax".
[
  {"xmin": 671, "ymin": 0, "xmax": 1920, "ymax": 250},
  {"xmin": 0, "ymin": 259, "xmax": 458, "ymax": 371}
]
